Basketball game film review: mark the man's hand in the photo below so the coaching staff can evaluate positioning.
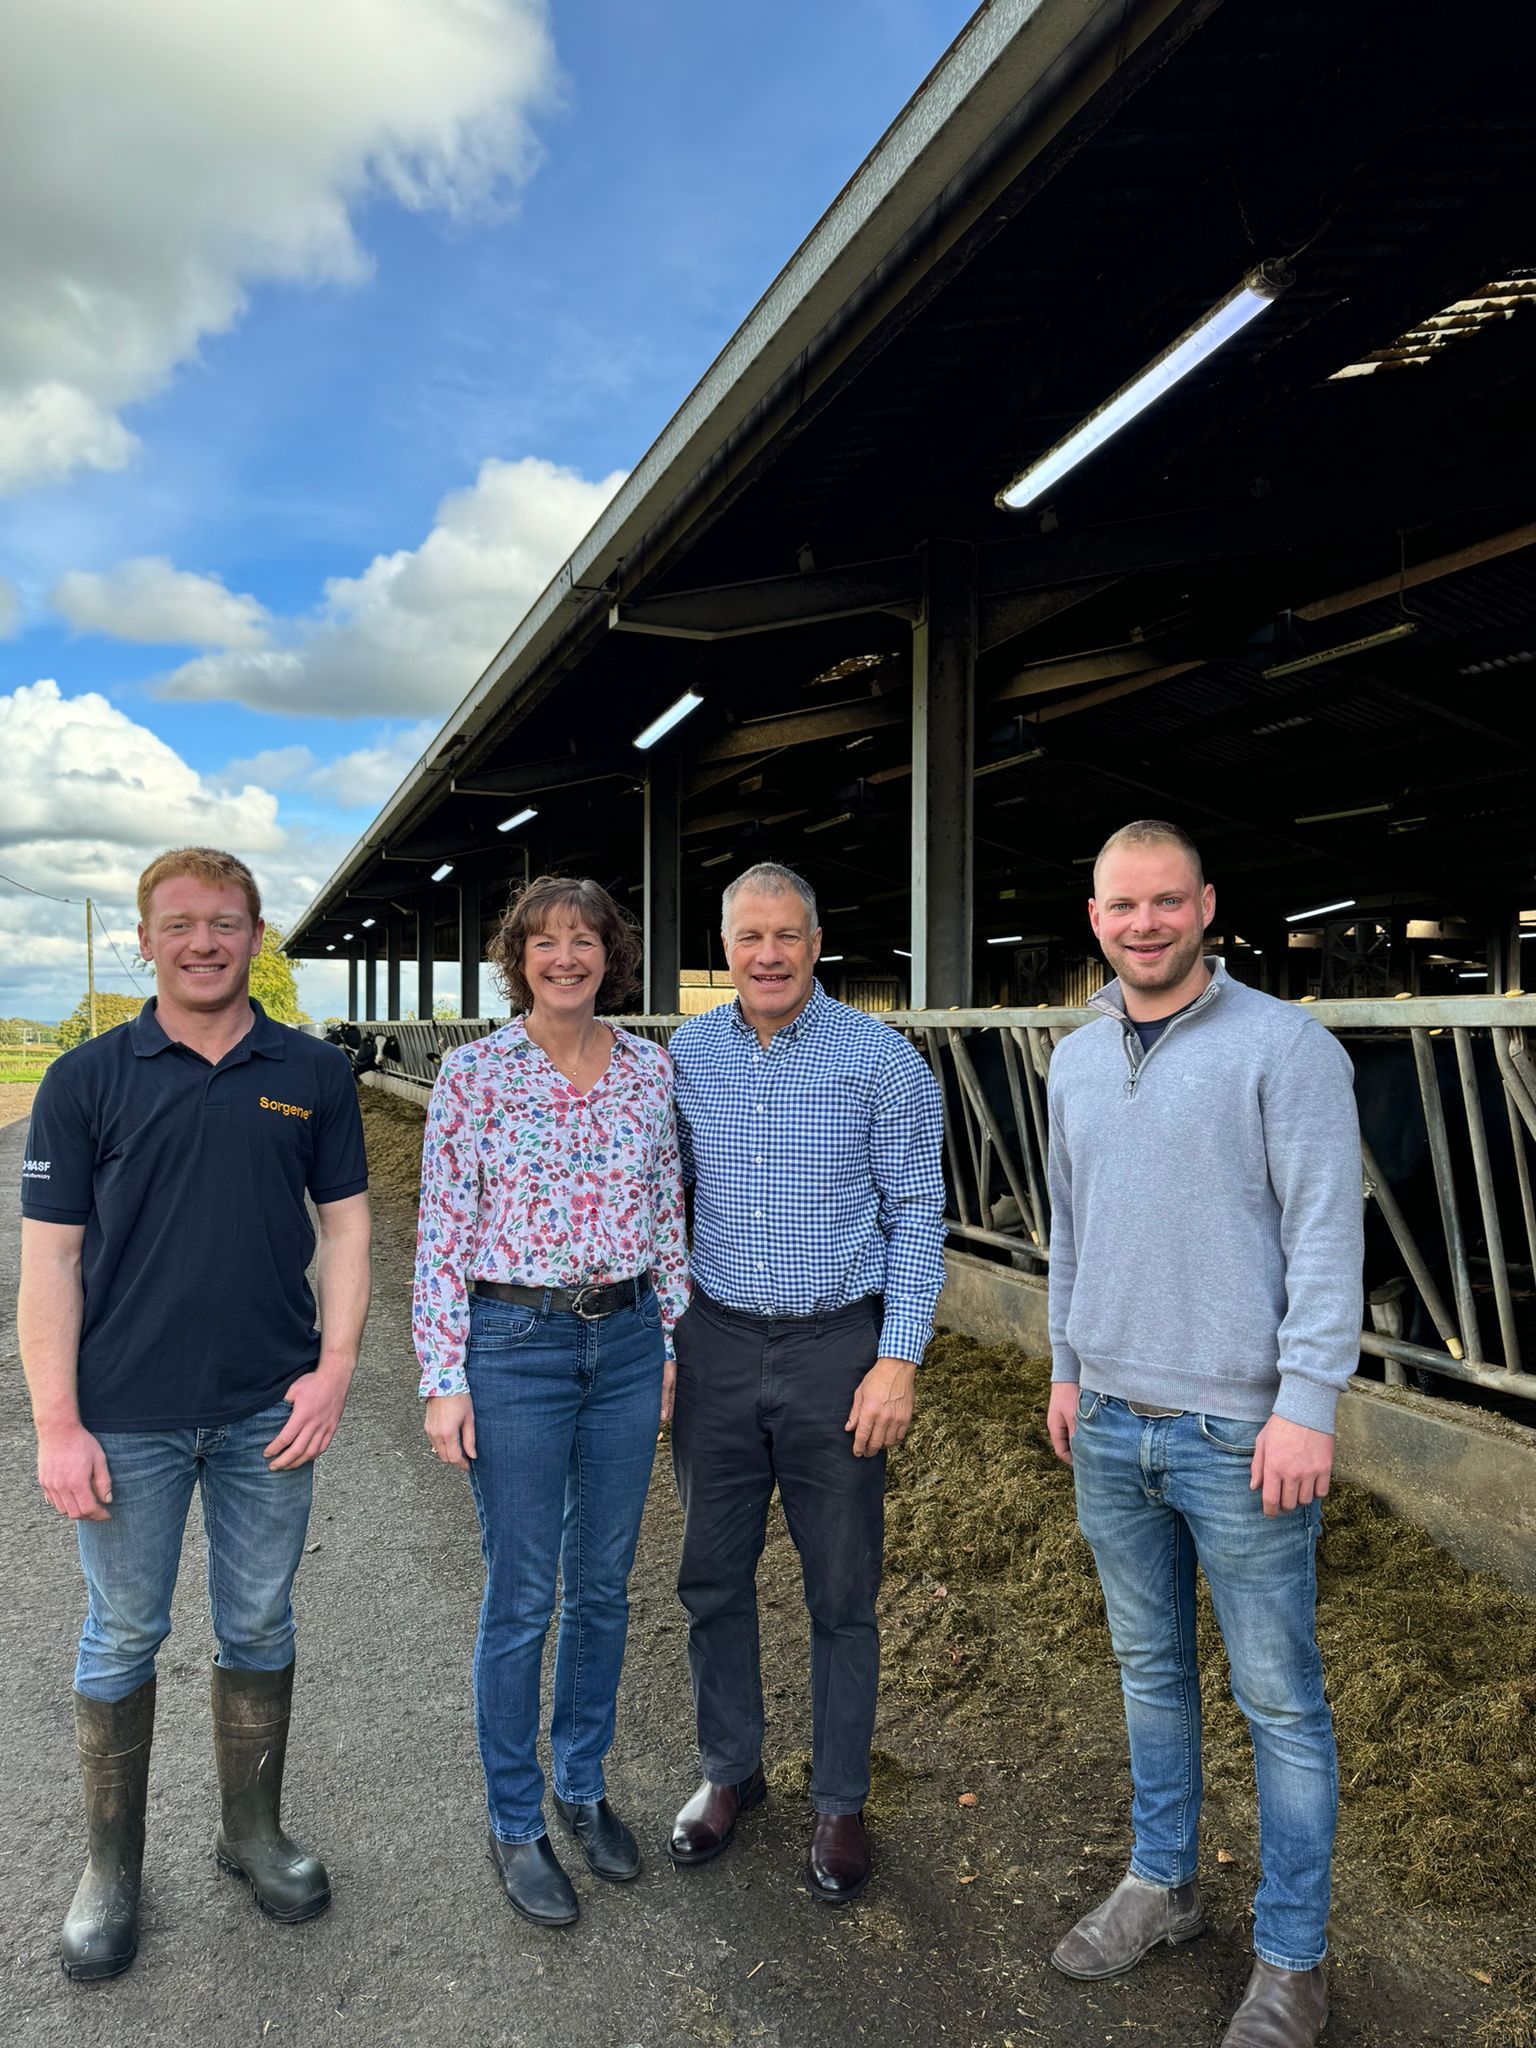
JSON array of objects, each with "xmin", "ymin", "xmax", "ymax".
[
  {"xmin": 661, "ymin": 1359, "xmax": 677, "ymax": 1427},
  {"xmin": 266, "ymin": 1364, "xmax": 353, "ymax": 1470},
  {"xmin": 1046, "ymin": 1381, "xmax": 1079, "ymax": 1467},
  {"xmin": 38, "ymin": 1422, "xmax": 113, "ymax": 1521},
  {"xmin": 1250, "ymin": 1415, "xmax": 1333, "ymax": 1517},
  {"xmin": 425, "ymin": 1392, "xmax": 477, "ymax": 1469},
  {"xmin": 845, "ymin": 1357, "xmax": 916, "ymax": 1457}
]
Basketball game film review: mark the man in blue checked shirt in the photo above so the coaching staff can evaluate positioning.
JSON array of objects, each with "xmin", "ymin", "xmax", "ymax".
[{"xmin": 665, "ymin": 861, "xmax": 945, "ymax": 1905}]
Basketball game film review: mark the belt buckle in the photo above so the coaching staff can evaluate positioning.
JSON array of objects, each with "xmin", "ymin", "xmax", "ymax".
[{"xmin": 570, "ymin": 1283, "xmax": 607, "ymax": 1321}]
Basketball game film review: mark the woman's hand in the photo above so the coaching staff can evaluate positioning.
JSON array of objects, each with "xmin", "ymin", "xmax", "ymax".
[
  {"xmin": 425, "ymin": 1392, "xmax": 477, "ymax": 1469},
  {"xmin": 660, "ymin": 1358, "xmax": 676, "ymax": 1427}
]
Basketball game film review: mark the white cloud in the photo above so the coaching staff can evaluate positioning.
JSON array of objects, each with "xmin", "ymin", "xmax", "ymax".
[
  {"xmin": 0, "ymin": 576, "xmax": 18, "ymax": 638},
  {"xmin": 52, "ymin": 556, "xmax": 272, "ymax": 649},
  {"xmin": 221, "ymin": 719, "xmax": 439, "ymax": 811},
  {"xmin": 159, "ymin": 455, "xmax": 624, "ymax": 716},
  {"xmin": 0, "ymin": 0, "xmax": 558, "ymax": 495},
  {"xmin": 0, "ymin": 382, "xmax": 140, "ymax": 494},
  {"xmin": 0, "ymin": 678, "xmax": 350, "ymax": 1019}
]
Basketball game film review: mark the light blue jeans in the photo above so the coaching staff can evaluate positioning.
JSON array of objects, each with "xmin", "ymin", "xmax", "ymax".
[
  {"xmin": 464, "ymin": 1287, "xmax": 664, "ymax": 1844},
  {"xmin": 1070, "ymin": 1390, "xmax": 1337, "ymax": 1972},
  {"xmin": 74, "ymin": 1401, "xmax": 313, "ymax": 1702}
]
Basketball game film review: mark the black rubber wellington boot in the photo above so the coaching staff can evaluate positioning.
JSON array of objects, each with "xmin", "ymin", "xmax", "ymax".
[
  {"xmin": 211, "ymin": 1661, "xmax": 331, "ymax": 1922},
  {"xmin": 60, "ymin": 1677, "xmax": 156, "ymax": 1981}
]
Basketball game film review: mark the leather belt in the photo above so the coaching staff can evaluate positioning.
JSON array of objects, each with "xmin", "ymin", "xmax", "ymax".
[
  {"xmin": 1127, "ymin": 1401, "xmax": 1185, "ymax": 1418},
  {"xmin": 472, "ymin": 1277, "xmax": 642, "ymax": 1321}
]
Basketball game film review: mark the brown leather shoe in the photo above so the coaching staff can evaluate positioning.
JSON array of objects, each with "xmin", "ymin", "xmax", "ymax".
[
  {"xmin": 805, "ymin": 1811, "xmax": 871, "ymax": 1905},
  {"xmin": 668, "ymin": 1768, "xmax": 767, "ymax": 1866},
  {"xmin": 1219, "ymin": 1959, "xmax": 1328, "ymax": 2046}
]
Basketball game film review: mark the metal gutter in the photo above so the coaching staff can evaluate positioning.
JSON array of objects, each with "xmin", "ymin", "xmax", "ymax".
[{"xmin": 286, "ymin": 0, "xmax": 1191, "ymax": 952}]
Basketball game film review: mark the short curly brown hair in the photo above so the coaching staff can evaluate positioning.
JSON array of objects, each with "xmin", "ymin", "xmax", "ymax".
[{"xmin": 487, "ymin": 874, "xmax": 643, "ymax": 1014}]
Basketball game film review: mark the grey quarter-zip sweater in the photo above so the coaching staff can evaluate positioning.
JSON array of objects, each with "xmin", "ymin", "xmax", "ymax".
[{"xmin": 1046, "ymin": 958, "xmax": 1363, "ymax": 1434}]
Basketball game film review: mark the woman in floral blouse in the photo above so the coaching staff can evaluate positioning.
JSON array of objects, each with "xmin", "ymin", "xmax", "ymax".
[{"xmin": 415, "ymin": 875, "xmax": 688, "ymax": 1929}]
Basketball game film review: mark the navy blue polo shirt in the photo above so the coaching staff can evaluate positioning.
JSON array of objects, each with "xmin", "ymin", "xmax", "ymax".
[{"xmin": 20, "ymin": 999, "xmax": 368, "ymax": 1432}]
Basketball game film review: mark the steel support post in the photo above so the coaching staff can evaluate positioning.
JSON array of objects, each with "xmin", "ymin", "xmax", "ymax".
[
  {"xmin": 645, "ymin": 751, "xmax": 682, "ymax": 1014},
  {"xmin": 415, "ymin": 903, "xmax": 434, "ymax": 1021},
  {"xmin": 363, "ymin": 936, "xmax": 378, "ymax": 1022},
  {"xmin": 911, "ymin": 539, "xmax": 976, "ymax": 1009},
  {"xmin": 458, "ymin": 871, "xmax": 483, "ymax": 1021},
  {"xmin": 346, "ymin": 956, "xmax": 359, "ymax": 1022},
  {"xmin": 385, "ymin": 915, "xmax": 402, "ymax": 1020}
]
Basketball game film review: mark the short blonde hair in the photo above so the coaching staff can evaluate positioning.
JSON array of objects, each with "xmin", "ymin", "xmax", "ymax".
[
  {"xmin": 137, "ymin": 848, "xmax": 262, "ymax": 927},
  {"xmin": 1093, "ymin": 819, "xmax": 1204, "ymax": 892}
]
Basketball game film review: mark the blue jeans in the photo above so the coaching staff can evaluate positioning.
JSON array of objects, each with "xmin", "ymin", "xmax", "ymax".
[
  {"xmin": 464, "ymin": 1287, "xmax": 664, "ymax": 1844},
  {"xmin": 75, "ymin": 1401, "xmax": 313, "ymax": 1703},
  {"xmin": 1070, "ymin": 1392, "xmax": 1337, "ymax": 1972}
]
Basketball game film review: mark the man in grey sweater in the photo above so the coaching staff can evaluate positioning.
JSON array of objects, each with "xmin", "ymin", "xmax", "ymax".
[{"xmin": 1045, "ymin": 819, "xmax": 1362, "ymax": 2048}]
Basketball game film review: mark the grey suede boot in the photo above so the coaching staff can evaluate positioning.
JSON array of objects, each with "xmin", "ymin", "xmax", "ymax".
[
  {"xmin": 211, "ymin": 1661, "xmax": 330, "ymax": 1922},
  {"xmin": 1220, "ymin": 1959, "xmax": 1329, "ymax": 2045},
  {"xmin": 1051, "ymin": 1869, "xmax": 1206, "ymax": 1979},
  {"xmin": 60, "ymin": 1678, "xmax": 156, "ymax": 1981}
]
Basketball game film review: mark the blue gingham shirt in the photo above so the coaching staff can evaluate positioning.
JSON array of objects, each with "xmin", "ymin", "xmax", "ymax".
[{"xmin": 670, "ymin": 981, "xmax": 946, "ymax": 1364}]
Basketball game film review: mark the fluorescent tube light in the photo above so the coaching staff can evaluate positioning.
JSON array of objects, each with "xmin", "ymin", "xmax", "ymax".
[
  {"xmin": 325, "ymin": 944, "xmax": 336, "ymax": 952},
  {"xmin": 894, "ymin": 947, "xmax": 912, "ymax": 958},
  {"xmin": 1458, "ymin": 971, "xmax": 1486, "ymax": 980},
  {"xmin": 804, "ymin": 811, "xmax": 854, "ymax": 835},
  {"xmin": 343, "ymin": 932, "xmax": 355, "ymax": 941},
  {"xmin": 998, "ymin": 264, "xmax": 1291, "ymax": 512},
  {"xmin": 1262, "ymin": 622, "xmax": 1416, "ymax": 680},
  {"xmin": 1285, "ymin": 897, "xmax": 1355, "ymax": 923},
  {"xmin": 633, "ymin": 691, "xmax": 703, "ymax": 750},
  {"xmin": 987, "ymin": 934, "xmax": 1025, "ymax": 946},
  {"xmin": 701, "ymin": 852, "xmax": 731, "ymax": 868},
  {"xmin": 497, "ymin": 806, "xmax": 537, "ymax": 833},
  {"xmin": 820, "ymin": 954, "xmax": 845, "ymax": 962},
  {"xmin": 431, "ymin": 862, "xmax": 454, "ymax": 882},
  {"xmin": 360, "ymin": 917, "xmax": 376, "ymax": 928},
  {"xmin": 1293, "ymin": 803, "xmax": 1389, "ymax": 825}
]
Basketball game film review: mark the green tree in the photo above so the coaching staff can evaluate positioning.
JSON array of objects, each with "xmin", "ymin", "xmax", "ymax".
[
  {"xmin": 250, "ymin": 924, "xmax": 308, "ymax": 1024},
  {"xmin": 57, "ymin": 991, "xmax": 144, "ymax": 1051}
]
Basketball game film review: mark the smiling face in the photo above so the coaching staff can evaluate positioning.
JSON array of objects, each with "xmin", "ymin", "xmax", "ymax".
[
  {"xmin": 723, "ymin": 886, "xmax": 822, "ymax": 1041},
  {"xmin": 139, "ymin": 876, "xmax": 263, "ymax": 1020},
  {"xmin": 1089, "ymin": 842, "xmax": 1215, "ymax": 1019},
  {"xmin": 522, "ymin": 910, "xmax": 606, "ymax": 1024}
]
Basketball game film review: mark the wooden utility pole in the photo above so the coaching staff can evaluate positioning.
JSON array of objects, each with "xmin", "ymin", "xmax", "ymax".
[{"xmin": 86, "ymin": 898, "xmax": 98, "ymax": 1039}]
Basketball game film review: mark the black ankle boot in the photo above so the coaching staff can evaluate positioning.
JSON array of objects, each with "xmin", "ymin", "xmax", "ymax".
[
  {"xmin": 60, "ymin": 1678, "xmax": 156, "ymax": 1981},
  {"xmin": 211, "ymin": 1661, "xmax": 330, "ymax": 1922},
  {"xmin": 488, "ymin": 1831, "xmax": 580, "ymax": 1926}
]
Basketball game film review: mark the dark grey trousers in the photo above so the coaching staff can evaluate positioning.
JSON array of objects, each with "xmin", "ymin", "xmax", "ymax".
[{"xmin": 671, "ymin": 1288, "xmax": 885, "ymax": 1814}]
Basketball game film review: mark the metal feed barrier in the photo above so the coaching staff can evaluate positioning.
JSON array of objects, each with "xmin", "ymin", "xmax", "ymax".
[{"xmin": 360, "ymin": 997, "xmax": 1536, "ymax": 1407}]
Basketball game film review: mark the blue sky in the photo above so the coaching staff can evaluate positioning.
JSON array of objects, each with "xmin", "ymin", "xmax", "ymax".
[{"xmin": 0, "ymin": 0, "xmax": 976, "ymax": 1020}]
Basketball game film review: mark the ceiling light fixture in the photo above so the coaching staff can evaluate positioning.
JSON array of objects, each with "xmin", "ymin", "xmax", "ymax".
[
  {"xmin": 701, "ymin": 852, "xmax": 731, "ymax": 868},
  {"xmin": 431, "ymin": 862, "xmax": 454, "ymax": 882},
  {"xmin": 360, "ymin": 917, "xmax": 376, "ymax": 928},
  {"xmin": 497, "ymin": 806, "xmax": 538, "ymax": 833},
  {"xmin": 633, "ymin": 691, "xmax": 704, "ymax": 750},
  {"xmin": 1285, "ymin": 897, "xmax": 1355, "ymax": 923},
  {"xmin": 820, "ymin": 953, "xmax": 845, "ymax": 962},
  {"xmin": 804, "ymin": 811, "xmax": 854, "ymax": 835},
  {"xmin": 343, "ymin": 931, "xmax": 355, "ymax": 941},
  {"xmin": 986, "ymin": 934, "xmax": 1025, "ymax": 946},
  {"xmin": 1262, "ymin": 621, "xmax": 1416, "ymax": 680},
  {"xmin": 1293, "ymin": 802, "xmax": 1390, "ymax": 825},
  {"xmin": 894, "ymin": 947, "xmax": 912, "ymax": 958},
  {"xmin": 325, "ymin": 944, "xmax": 336, "ymax": 952},
  {"xmin": 998, "ymin": 263, "xmax": 1291, "ymax": 512}
]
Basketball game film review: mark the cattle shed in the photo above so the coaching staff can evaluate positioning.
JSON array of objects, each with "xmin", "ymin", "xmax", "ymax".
[
  {"xmin": 286, "ymin": 0, "xmax": 1536, "ymax": 1019},
  {"xmin": 285, "ymin": 0, "xmax": 1536, "ymax": 1563}
]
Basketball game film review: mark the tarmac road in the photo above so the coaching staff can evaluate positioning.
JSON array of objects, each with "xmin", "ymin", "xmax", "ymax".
[{"xmin": 0, "ymin": 1113, "xmax": 1484, "ymax": 2047}]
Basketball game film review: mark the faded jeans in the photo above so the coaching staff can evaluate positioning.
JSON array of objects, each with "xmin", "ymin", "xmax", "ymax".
[
  {"xmin": 464, "ymin": 1287, "xmax": 664, "ymax": 1843},
  {"xmin": 75, "ymin": 1401, "xmax": 312, "ymax": 1702},
  {"xmin": 1070, "ymin": 1390, "xmax": 1337, "ymax": 1972}
]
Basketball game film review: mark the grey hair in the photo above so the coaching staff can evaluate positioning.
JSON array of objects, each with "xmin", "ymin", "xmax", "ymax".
[
  {"xmin": 1093, "ymin": 818, "xmax": 1204, "ymax": 891},
  {"xmin": 721, "ymin": 861, "xmax": 819, "ymax": 936}
]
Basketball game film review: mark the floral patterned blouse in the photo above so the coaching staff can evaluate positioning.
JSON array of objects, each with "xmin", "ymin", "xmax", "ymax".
[{"xmin": 413, "ymin": 1018, "xmax": 690, "ymax": 1396}]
